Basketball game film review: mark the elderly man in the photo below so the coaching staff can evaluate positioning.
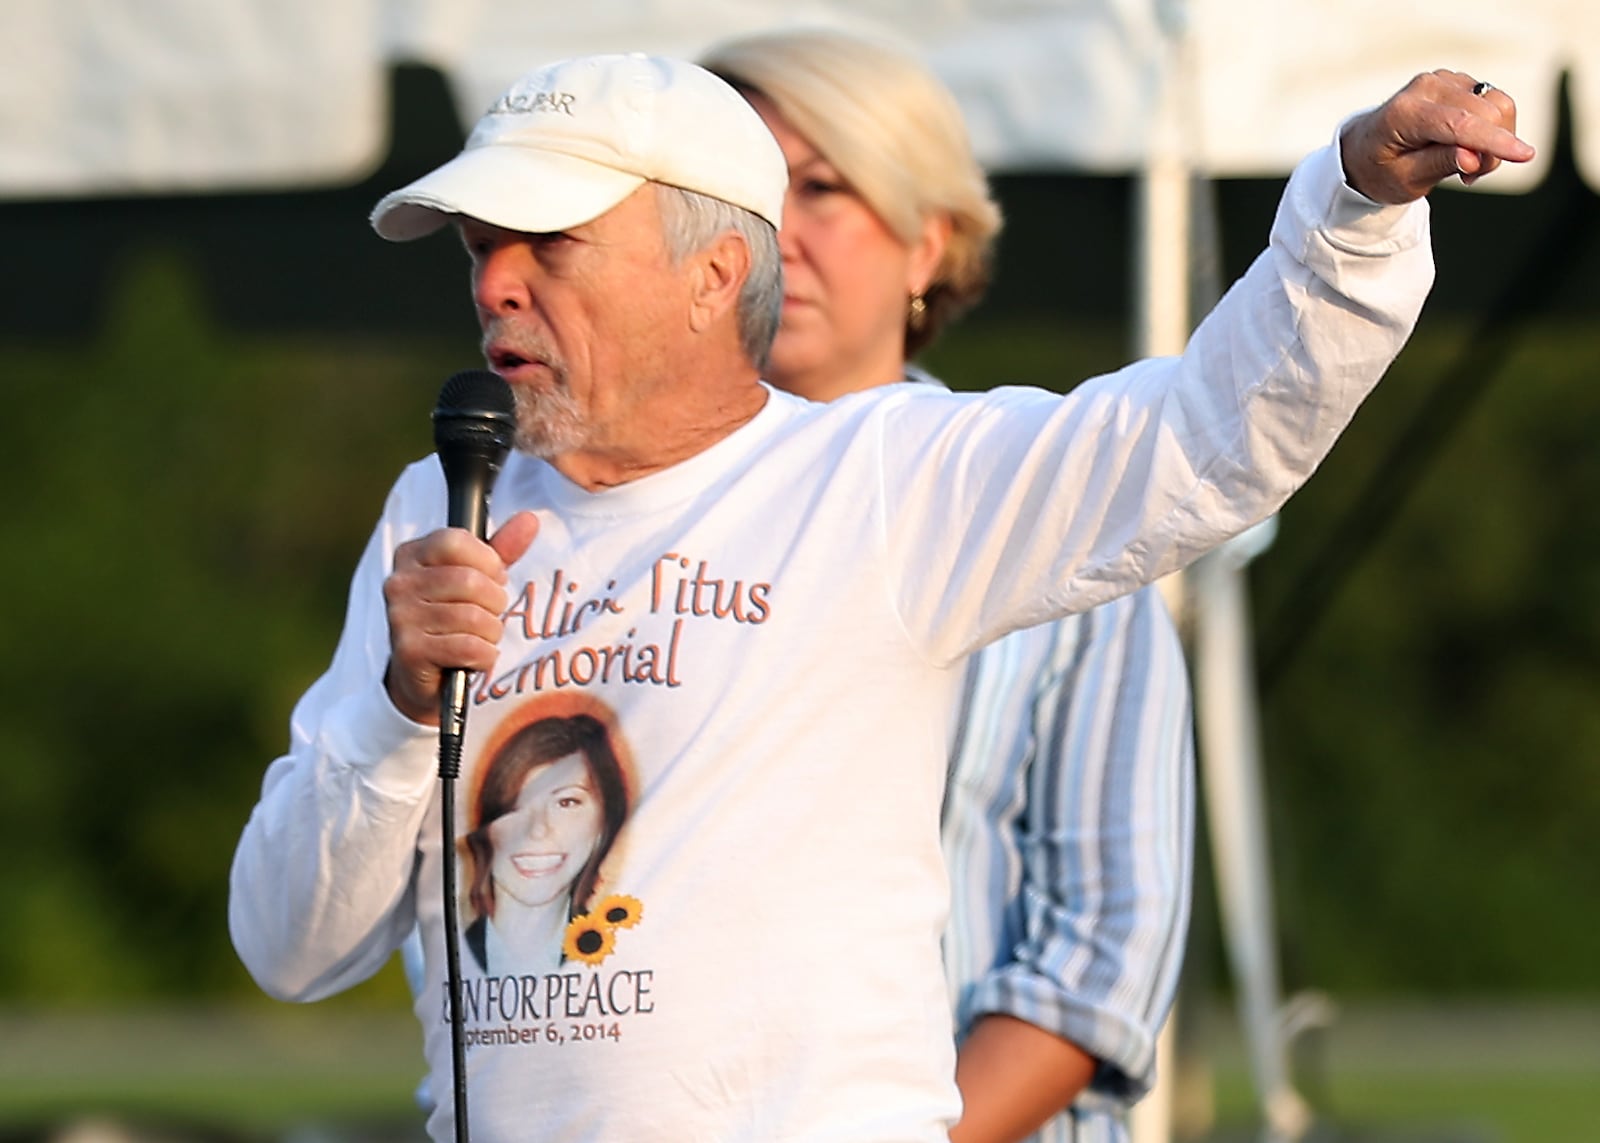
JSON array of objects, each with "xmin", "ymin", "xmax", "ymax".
[{"xmin": 229, "ymin": 52, "xmax": 1528, "ymax": 1143}]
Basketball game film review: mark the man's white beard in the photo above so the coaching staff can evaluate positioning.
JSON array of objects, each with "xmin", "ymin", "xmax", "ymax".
[
  {"xmin": 481, "ymin": 319, "xmax": 589, "ymax": 459},
  {"xmin": 512, "ymin": 383, "xmax": 588, "ymax": 460}
]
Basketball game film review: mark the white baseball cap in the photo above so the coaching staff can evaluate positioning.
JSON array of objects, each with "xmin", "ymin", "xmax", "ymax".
[{"xmin": 371, "ymin": 53, "xmax": 786, "ymax": 240}]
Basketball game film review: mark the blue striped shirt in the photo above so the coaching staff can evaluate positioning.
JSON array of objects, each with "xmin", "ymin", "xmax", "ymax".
[{"xmin": 942, "ymin": 585, "xmax": 1194, "ymax": 1142}]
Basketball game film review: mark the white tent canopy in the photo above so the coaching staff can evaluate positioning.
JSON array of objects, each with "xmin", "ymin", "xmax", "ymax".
[{"xmin": 4, "ymin": 0, "xmax": 1598, "ymax": 199}]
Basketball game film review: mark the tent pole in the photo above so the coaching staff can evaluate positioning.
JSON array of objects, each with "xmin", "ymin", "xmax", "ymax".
[
  {"xmin": 1131, "ymin": 6, "xmax": 1312, "ymax": 1140},
  {"xmin": 1129, "ymin": 13, "xmax": 1193, "ymax": 1143}
]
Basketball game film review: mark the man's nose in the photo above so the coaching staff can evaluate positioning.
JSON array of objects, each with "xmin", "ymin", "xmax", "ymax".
[{"xmin": 473, "ymin": 242, "xmax": 533, "ymax": 316}]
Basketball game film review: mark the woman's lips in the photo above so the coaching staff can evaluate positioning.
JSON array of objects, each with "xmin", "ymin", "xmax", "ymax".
[{"xmin": 510, "ymin": 852, "xmax": 565, "ymax": 877}]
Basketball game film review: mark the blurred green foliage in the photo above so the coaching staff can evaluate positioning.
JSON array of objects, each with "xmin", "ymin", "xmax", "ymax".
[
  {"xmin": 0, "ymin": 250, "xmax": 452, "ymax": 1004},
  {"xmin": 1248, "ymin": 321, "xmax": 1600, "ymax": 993}
]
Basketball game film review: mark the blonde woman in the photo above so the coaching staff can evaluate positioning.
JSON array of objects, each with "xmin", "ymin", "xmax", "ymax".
[{"xmin": 704, "ymin": 29, "xmax": 1194, "ymax": 1143}]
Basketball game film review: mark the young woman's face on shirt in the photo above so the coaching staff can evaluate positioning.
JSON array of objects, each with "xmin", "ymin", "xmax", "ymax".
[{"xmin": 488, "ymin": 752, "xmax": 603, "ymax": 908}]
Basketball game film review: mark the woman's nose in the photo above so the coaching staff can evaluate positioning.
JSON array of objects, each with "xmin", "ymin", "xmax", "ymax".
[
  {"xmin": 507, "ymin": 800, "xmax": 549, "ymax": 840},
  {"xmin": 526, "ymin": 806, "xmax": 551, "ymax": 837},
  {"xmin": 777, "ymin": 197, "xmax": 803, "ymax": 262}
]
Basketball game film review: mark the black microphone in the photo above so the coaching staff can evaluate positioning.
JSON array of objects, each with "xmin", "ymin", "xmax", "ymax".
[
  {"xmin": 432, "ymin": 368, "xmax": 516, "ymax": 776},
  {"xmin": 431, "ymin": 368, "xmax": 515, "ymax": 1143},
  {"xmin": 434, "ymin": 368, "xmax": 517, "ymax": 541}
]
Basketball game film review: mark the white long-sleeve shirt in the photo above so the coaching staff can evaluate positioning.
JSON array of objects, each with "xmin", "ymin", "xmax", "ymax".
[{"xmin": 230, "ymin": 140, "xmax": 1431, "ymax": 1143}]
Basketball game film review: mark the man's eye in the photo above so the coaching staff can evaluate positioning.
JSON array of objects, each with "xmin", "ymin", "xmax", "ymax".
[{"xmin": 459, "ymin": 230, "xmax": 494, "ymax": 259}]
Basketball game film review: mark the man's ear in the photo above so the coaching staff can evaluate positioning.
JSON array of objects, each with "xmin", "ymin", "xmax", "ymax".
[{"xmin": 687, "ymin": 230, "xmax": 751, "ymax": 334}]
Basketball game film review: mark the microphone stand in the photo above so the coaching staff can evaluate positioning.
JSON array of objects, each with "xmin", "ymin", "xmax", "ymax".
[
  {"xmin": 428, "ymin": 368, "xmax": 514, "ymax": 1143},
  {"xmin": 438, "ymin": 672, "xmax": 473, "ymax": 1143}
]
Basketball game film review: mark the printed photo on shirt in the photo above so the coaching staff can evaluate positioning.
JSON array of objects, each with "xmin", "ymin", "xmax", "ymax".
[{"xmin": 457, "ymin": 692, "xmax": 639, "ymax": 976}]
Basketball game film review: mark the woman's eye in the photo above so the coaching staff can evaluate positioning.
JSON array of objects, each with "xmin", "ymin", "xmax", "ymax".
[{"xmin": 799, "ymin": 178, "xmax": 844, "ymax": 197}]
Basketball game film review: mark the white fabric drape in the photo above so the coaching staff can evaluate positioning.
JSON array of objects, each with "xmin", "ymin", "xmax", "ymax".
[{"xmin": 4, "ymin": 0, "xmax": 1596, "ymax": 198}]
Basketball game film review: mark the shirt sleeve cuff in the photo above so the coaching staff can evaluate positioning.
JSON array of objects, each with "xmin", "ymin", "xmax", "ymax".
[
  {"xmin": 964, "ymin": 969, "xmax": 1161, "ymax": 1100},
  {"xmin": 318, "ymin": 676, "xmax": 441, "ymax": 801},
  {"xmin": 1287, "ymin": 124, "xmax": 1429, "ymax": 256}
]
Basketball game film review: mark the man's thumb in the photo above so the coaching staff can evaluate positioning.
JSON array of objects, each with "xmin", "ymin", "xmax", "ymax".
[{"xmin": 491, "ymin": 510, "xmax": 541, "ymax": 567}]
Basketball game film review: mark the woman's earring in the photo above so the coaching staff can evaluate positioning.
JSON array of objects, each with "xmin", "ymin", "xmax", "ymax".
[{"xmin": 908, "ymin": 293, "xmax": 927, "ymax": 332}]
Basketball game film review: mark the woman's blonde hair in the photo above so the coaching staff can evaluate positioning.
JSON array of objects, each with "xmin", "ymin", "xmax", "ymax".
[{"xmin": 702, "ymin": 27, "xmax": 1003, "ymax": 357}]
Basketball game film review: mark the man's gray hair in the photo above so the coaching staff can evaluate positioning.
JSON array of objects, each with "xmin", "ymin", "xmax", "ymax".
[{"xmin": 656, "ymin": 184, "xmax": 783, "ymax": 370}]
